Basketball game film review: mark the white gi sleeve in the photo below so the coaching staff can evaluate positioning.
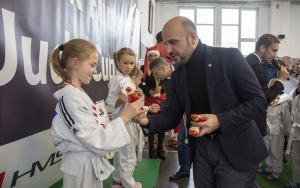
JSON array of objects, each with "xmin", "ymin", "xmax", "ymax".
[
  {"xmin": 106, "ymin": 77, "xmax": 123, "ymax": 115},
  {"xmin": 60, "ymin": 93, "xmax": 131, "ymax": 156}
]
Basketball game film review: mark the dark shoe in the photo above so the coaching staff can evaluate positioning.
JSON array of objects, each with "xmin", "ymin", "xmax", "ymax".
[
  {"xmin": 157, "ymin": 145, "xmax": 166, "ymax": 160},
  {"xmin": 158, "ymin": 151, "xmax": 166, "ymax": 160},
  {"xmin": 149, "ymin": 150, "xmax": 157, "ymax": 158},
  {"xmin": 257, "ymin": 168, "xmax": 272, "ymax": 175},
  {"xmin": 169, "ymin": 171, "xmax": 190, "ymax": 181},
  {"xmin": 265, "ymin": 174, "xmax": 279, "ymax": 181}
]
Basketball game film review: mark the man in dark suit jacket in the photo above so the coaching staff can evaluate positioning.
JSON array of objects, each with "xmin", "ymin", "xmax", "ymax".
[
  {"xmin": 245, "ymin": 34, "xmax": 289, "ymax": 136},
  {"xmin": 149, "ymin": 57, "xmax": 177, "ymax": 111},
  {"xmin": 149, "ymin": 57, "xmax": 191, "ymax": 180},
  {"xmin": 137, "ymin": 16, "xmax": 269, "ymax": 188}
]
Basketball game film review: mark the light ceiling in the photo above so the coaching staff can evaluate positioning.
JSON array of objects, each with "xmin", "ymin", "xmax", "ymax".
[{"xmin": 155, "ymin": 0, "xmax": 300, "ymax": 2}]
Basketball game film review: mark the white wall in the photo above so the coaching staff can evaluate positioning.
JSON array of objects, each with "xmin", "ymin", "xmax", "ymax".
[
  {"xmin": 137, "ymin": 0, "xmax": 157, "ymax": 57},
  {"xmin": 289, "ymin": 2, "xmax": 300, "ymax": 60},
  {"xmin": 152, "ymin": 1, "xmax": 300, "ymax": 59}
]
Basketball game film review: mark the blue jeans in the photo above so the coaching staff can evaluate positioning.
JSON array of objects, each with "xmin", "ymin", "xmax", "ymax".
[{"xmin": 177, "ymin": 118, "xmax": 191, "ymax": 174}]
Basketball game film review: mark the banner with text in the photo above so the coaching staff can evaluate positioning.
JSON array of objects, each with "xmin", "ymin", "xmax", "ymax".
[{"xmin": 0, "ymin": 0, "xmax": 140, "ymax": 187}]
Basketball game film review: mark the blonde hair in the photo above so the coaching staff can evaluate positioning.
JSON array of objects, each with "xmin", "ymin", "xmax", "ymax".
[
  {"xmin": 112, "ymin": 47, "xmax": 136, "ymax": 72},
  {"xmin": 129, "ymin": 67, "xmax": 143, "ymax": 79},
  {"xmin": 49, "ymin": 39, "xmax": 97, "ymax": 83}
]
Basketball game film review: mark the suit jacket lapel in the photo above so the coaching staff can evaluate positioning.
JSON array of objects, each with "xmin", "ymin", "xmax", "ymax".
[
  {"xmin": 180, "ymin": 65, "xmax": 191, "ymax": 116},
  {"xmin": 205, "ymin": 47, "xmax": 217, "ymax": 111}
]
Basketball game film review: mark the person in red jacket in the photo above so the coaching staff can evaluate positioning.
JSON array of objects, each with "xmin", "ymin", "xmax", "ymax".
[{"xmin": 155, "ymin": 31, "xmax": 174, "ymax": 64}]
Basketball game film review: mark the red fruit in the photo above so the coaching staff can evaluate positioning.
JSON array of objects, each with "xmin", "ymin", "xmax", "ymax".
[
  {"xmin": 126, "ymin": 87, "xmax": 133, "ymax": 92},
  {"xmin": 188, "ymin": 126, "xmax": 201, "ymax": 136},
  {"xmin": 126, "ymin": 87, "xmax": 139, "ymax": 103},
  {"xmin": 128, "ymin": 92, "xmax": 139, "ymax": 103},
  {"xmin": 191, "ymin": 114, "xmax": 206, "ymax": 122}
]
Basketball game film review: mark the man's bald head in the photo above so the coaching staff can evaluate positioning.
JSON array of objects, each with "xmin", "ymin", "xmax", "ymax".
[
  {"xmin": 161, "ymin": 16, "xmax": 199, "ymax": 64},
  {"xmin": 162, "ymin": 16, "xmax": 197, "ymax": 39}
]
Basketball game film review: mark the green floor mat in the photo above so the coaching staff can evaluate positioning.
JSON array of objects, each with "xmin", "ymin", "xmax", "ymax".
[
  {"xmin": 256, "ymin": 154, "xmax": 293, "ymax": 188},
  {"xmin": 103, "ymin": 158, "xmax": 161, "ymax": 188},
  {"xmin": 49, "ymin": 158, "xmax": 161, "ymax": 188}
]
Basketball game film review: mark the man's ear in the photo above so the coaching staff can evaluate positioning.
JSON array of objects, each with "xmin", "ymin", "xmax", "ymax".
[
  {"xmin": 190, "ymin": 31, "xmax": 197, "ymax": 45},
  {"xmin": 259, "ymin": 45, "xmax": 266, "ymax": 53}
]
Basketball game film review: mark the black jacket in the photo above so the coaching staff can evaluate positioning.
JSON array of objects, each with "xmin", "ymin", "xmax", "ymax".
[{"xmin": 148, "ymin": 44, "xmax": 268, "ymax": 172}]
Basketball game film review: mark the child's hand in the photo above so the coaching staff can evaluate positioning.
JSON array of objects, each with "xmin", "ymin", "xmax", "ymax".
[
  {"xmin": 105, "ymin": 106, "xmax": 113, "ymax": 120},
  {"xmin": 135, "ymin": 88, "xmax": 144, "ymax": 96},
  {"xmin": 120, "ymin": 100, "xmax": 145, "ymax": 124},
  {"xmin": 133, "ymin": 112, "xmax": 149, "ymax": 126},
  {"xmin": 154, "ymin": 86, "xmax": 162, "ymax": 93},
  {"xmin": 149, "ymin": 104, "xmax": 160, "ymax": 113},
  {"xmin": 149, "ymin": 90, "xmax": 155, "ymax": 98},
  {"xmin": 119, "ymin": 91, "xmax": 128, "ymax": 103}
]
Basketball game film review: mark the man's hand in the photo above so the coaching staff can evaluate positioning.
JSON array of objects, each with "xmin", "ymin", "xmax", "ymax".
[
  {"xmin": 149, "ymin": 104, "xmax": 160, "ymax": 113},
  {"xmin": 190, "ymin": 114, "xmax": 220, "ymax": 137}
]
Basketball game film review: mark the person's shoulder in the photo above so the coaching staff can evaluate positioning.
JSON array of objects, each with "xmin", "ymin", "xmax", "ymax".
[
  {"xmin": 140, "ymin": 65, "xmax": 145, "ymax": 70},
  {"xmin": 54, "ymin": 84, "xmax": 81, "ymax": 97},
  {"xmin": 245, "ymin": 53, "xmax": 256, "ymax": 61},
  {"xmin": 207, "ymin": 45, "xmax": 239, "ymax": 55},
  {"xmin": 111, "ymin": 71, "xmax": 124, "ymax": 81},
  {"xmin": 172, "ymin": 63, "xmax": 183, "ymax": 75},
  {"xmin": 219, "ymin": 47, "xmax": 241, "ymax": 54},
  {"xmin": 172, "ymin": 63, "xmax": 180, "ymax": 70},
  {"xmin": 54, "ymin": 86, "xmax": 88, "ymax": 108}
]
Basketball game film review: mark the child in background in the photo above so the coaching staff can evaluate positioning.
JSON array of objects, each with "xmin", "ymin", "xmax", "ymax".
[
  {"xmin": 285, "ymin": 92, "xmax": 300, "ymax": 188},
  {"xmin": 259, "ymin": 78, "xmax": 286, "ymax": 181},
  {"xmin": 129, "ymin": 68, "xmax": 160, "ymax": 154},
  {"xmin": 129, "ymin": 68, "xmax": 145, "ymax": 102},
  {"xmin": 129, "ymin": 68, "xmax": 160, "ymax": 113},
  {"xmin": 105, "ymin": 48, "xmax": 143, "ymax": 188},
  {"xmin": 139, "ymin": 46, "xmax": 167, "ymax": 159},
  {"xmin": 49, "ymin": 39, "xmax": 144, "ymax": 188}
]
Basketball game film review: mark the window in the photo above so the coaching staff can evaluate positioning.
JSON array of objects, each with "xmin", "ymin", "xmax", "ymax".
[{"xmin": 179, "ymin": 6, "xmax": 257, "ymax": 55}]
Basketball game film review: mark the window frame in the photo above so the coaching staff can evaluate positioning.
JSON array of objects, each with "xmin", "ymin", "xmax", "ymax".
[{"xmin": 178, "ymin": 6, "xmax": 258, "ymax": 55}]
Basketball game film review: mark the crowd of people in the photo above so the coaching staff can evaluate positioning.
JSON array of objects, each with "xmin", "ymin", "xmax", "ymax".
[{"xmin": 49, "ymin": 16, "xmax": 300, "ymax": 188}]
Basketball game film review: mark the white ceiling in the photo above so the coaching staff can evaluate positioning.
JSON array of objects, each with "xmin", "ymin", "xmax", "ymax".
[{"xmin": 155, "ymin": 0, "xmax": 300, "ymax": 2}]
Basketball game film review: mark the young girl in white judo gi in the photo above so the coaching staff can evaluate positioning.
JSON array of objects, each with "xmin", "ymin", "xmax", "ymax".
[
  {"xmin": 285, "ymin": 92, "xmax": 300, "ymax": 187},
  {"xmin": 105, "ymin": 48, "xmax": 143, "ymax": 188},
  {"xmin": 49, "ymin": 39, "xmax": 144, "ymax": 188},
  {"xmin": 259, "ymin": 78, "xmax": 287, "ymax": 181}
]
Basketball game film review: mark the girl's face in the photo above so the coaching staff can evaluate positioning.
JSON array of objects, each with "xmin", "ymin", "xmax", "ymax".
[
  {"xmin": 133, "ymin": 72, "xmax": 143, "ymax": 86},
  {"xmin": 117, "ymin": 54, "xmax": 136, "ymax": 76},
  {"xmin": 72, "ymin": 51, "xmax": 98, "ymax": 88}
]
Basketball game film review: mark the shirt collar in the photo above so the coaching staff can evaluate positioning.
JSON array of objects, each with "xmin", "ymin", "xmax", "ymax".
[
  {"xmin": 253, "ymin": 52, "xmax": 262, "ymax": 63},
  {"xmin": 166, "ymin": 64, "xmax": 174, "ymax": 79}
]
